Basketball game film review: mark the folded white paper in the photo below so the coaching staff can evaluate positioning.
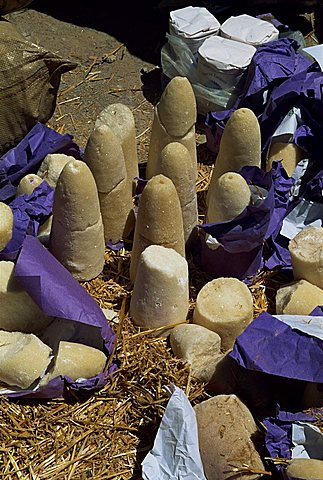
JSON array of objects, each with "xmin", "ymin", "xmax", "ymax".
[
  {"xmin": 280, "ymin": 199, "xmax": 323, "ymax": 240},
  {"xmin": 292, "ymin": 422, "xmax": 323, "ymax": 460},
  {"xmin": 220, "ymin": 14, "xmax": 279, "ymax": 46},
  {"xmin": 170, "ymin": 6, "xmax": 220, "ymax": 39},
  {"xmin": 274, "ymin": 315, "xmax": 323, "ymax": 341},
  {"xmin": 303, "ymin": 44, "xmax": 323, "ymax": 71}
]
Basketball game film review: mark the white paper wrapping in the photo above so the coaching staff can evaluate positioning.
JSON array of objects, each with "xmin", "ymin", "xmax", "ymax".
[
  {"xmin": 274, "ymin": 315, "xmax": 323, "ymax": 341},
  {"xmin": 291, "ymin": 422, "xmax": 323, "ymax": 460},
  {"xmin": 142, "ymin": 385, "xmax": 207, "ymax": 480},
  {"xmin": 220, "ymin": 14, "xmax": 279, "ymax": 46},
  {"xmin": 303, "ymin": 44, "xmax": 323, "ymax": 71},
  {"xmin": 280, "ymin": 199, "xmax": 323, "ymax": 240}
]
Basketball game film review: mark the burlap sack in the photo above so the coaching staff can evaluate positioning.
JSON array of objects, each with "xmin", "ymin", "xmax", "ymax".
[
  {"xmin": 0, "ymin": 0, "xmax": 33, "ymax": 15},
  {"xmin": 0, "ymin": 19, "xmax": 76, "ymax": 155}
]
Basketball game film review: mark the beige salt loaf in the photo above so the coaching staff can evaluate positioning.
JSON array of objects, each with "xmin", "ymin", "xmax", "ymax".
[
  {"xmin": 130, "ymin": 174, "xmax": 185, "ymax": 283},
  {"xmin": 0, "ymin": 331, "xmax": 52, "ymax": 389},
  {"xmin": 194, "ymin": 394, "xmax": 264, "ymax": 480},
  {"xmin": 0, "ymin": 260, "xmax": 51, "ymax": 333},
  {"xmin": 49, "ymin": 159, "xmax": 105, "ymax": 281},
  {"xmin": 289, "ymin": 227, "xmax": 323, "ymax": 289},
  {"xmin": 193, "ymin": 277, "xmax": 253, "ymax": 350},
  {"xmin": 170, "ymin": 324, "xmax": 221, "ymax": 381},
  {"xmin": 286, "ymin": 459, "xmax": 323, "ymax": 480},
  {"xmin": 276, "ymin": 280, "xmax": 323, "ymax": 315},
  {"xmin": 16, "ymin": 174, "xmax": 43, "ymax": 196},
  {"xmin": 266, "ymin": 142, "xmax": 305, "ymax": 176},
  {"xmin": 0, "ymin": 202, "xmax": 13, "ymax": 251},
  {"xmin": 95, "ymin": 103, "xmax": 138, "ymax": 191},
  {"xmin": 37, "ymin": 153, "xmax": 74, "ymax": 187},
  {"xmin": 207, "ymin": 108, "xmax": 261, "ymax": 205},
  {"xmin": 42, "ymin": 341, "xmax": 106, "ymax": 383},
  {"xmin": 37, "ymin": 215, "xmax": 53, "ymax": 246},
  {"xmin": 159, "ymin": 142, "xmax": 198, "ymax": 243},
  {"xmin": 207, "ymin": 171, "xmax": 251, "ymax": 223},
  {"xmin": 130, "ymin": 245, "xmax": 189, "ymax": 335},
  {"xmin": 84, "ymin": 124, "xmax": 133, "ymax": 243},
  {"xmin": 147, "ymin": 76, "xmax": 197, "ymax": 179}
]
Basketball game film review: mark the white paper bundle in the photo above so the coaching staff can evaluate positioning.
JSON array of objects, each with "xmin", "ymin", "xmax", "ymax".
[{"xmin": 220, "ymin": 14, "xmax": 279, "ymax": 46}]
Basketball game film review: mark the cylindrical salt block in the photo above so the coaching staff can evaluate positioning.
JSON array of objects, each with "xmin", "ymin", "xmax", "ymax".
[
  {"xmin": 207, "ymin": 108, "xmax": 261, "ymax": 204},
  {"xmin": 276, "ymin": 279, "xmax": 323, "ymax": 315},
  {"xmin": 0, "ymin": 202, "xmax": 13, "ymax": 251},
  {"xmin": 207, "ymin": 172, "xmax": 251, "ymax": 223},
  {"xmin": 289, "ymin": 227, "xmax": 323, "ymax": 289},
  {"xmin": 0, "ymin": 331, "xmax": 51, "ymax": 389},
  {"xmin": 266, "ymin": 142, "xmax": 305, "ymax": 177},
  {"xmin": 159, "ymin": 142, "xmax": 198, "ymax": 242},
  {"xmin": 130, "ymin": 245, "xmax": 189, "ymax": 335},
  {"xmin": 43, "ymin": 341, "xmax": 106, "ymax": 382},
  {"xmin": 95, "ymin": 103, "xmax": 139, "ymax": 187},
  {"xmin": 49, "ymin": 160, "xmax": 105, "ymax": 281},
  {"xmin": 130, "ymin": 174, "xmax": 185, "ymax": 283},
  {"xmin": 16, "ymin": 174, "xmax": 43, "ymax": 196},
  {"xmin": 0, "ymin": 261, "xmax": 52, "ymax": 333},
  {"xmin": 37, "ymin": 153, "xmax": 74, "ymax": 187},
  {"xmin": 286, "ymin": 459, "xmax": 323, "ymax": 480},
  {"xmin": 84, "ymin": 125, "xmax": 134, "ymax": 243},
  {"xmin": 193, "ymin": 277, "xmax": 253, "ymax": 350}
]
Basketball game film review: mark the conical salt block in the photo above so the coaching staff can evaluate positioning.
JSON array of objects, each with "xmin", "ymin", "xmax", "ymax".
[
  {"xmin": 130, "ymin": 174, "xmax": 185, "ymax": 283},
  {"xmin": 193, "ymin": 277, "xmax": 253, "ymax": 351},
  {"xmin": 0, "ymin": 261, "xmax": 51, "ymax": 333},
  {"xmin": 266, "ymin": 142, "xmax": 305, "ymax": 177},
  {"xmin": 286, "ymin": 459, "xmax": 323, "ymax": 480},
  {"xmin": 207, "ymin": 171, "xmax": 251, "ymax": 223},
  {"xmin": 95, "ymin": 103, "xmax": 139, "ymax": 190},
  {"xmin": 49, "ymin": 159, "xmax": 105, "ymax": 281},
  {"xmin": 84, "ymin": 124, "xmax": 134, "ymax": 243},
  {"xmin": 130, "ymin": 245, "xmax": 189, "ymax": 335},
  {"xmin": 37, "ymin": 216, "xmax": 53, "ymax": 246},
  {"xmin": 276, "ymin": 279, "xmax": 323, "ymax": 315},
  {"xmin": 207, "ymin": 108, "xmax": 261, "ymax": 205},
  {"xmin": 147, "ymin": 76, "xmax": 197, "ymax": 179},
  {"xmin": 194, "ymin": 394, "xmax": 264, "ymax": 480},
  {"xmin": 0, "ymin": 331, "xmax": 52, "ymax": 389},
  {"xmin": 16, "ymin": 174, "xmax": 43, "ymax": 196},
  {"xmin": 159, "ymin": 142, "xmax": 198, "ymax": 243},
  {"xmin": 289, "ymin": 227, "xmax": 323, "ymax": 289},
  {"xmin": 0, "ymin": 203, "xmax": 13, "ymax": 251},
  {"xmin": 37, "ymin": 153, "xmax": 74, "ymax": 187},
  {"xmin": 42, "ymin": 341, "xmax": 106, "ymax": 383}
]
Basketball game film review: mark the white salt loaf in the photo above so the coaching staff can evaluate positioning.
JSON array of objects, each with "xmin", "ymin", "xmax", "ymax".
[
  {"xmin": 16, "ymin": 174, "xmax": 43, "ymax": 196},
  {"xmin": 276, "ymin": 280, "xmax": 323, "ymax": 315},
  {"xmin": 0, "ymin": 331, "xmax": 52, "ymax": 389},
  {"xmin": 0, "ymin": 202, "xmax": 13, "ymax": 251},
  {"xmin": 289, "ymin": 227, "xmax": 323, "ymax": 289},
  {"xmin": 0, "ymin": 261, "xmax": 51, "ymax": 333},
  {"xmin": 130, "ymin": 245, "xmax": 189, "ymax": 335},
  {"xmin": 37, "ymin": 153, "xmax": 74, "ymax": 187},
  {"xmin": 193, "ymin": 277, "xmax": 253, "ymax": 350}
]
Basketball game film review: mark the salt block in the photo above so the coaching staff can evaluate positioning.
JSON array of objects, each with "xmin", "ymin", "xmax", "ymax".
[
  {"xmin": 302, "ymin": 382, "xmax": 323, "ymax": 409},
  {"xmin": 289, "ymin": 227, "xmax": 323, "ymax": 289},
  {"xmin": 170, "ymin": 324, "xmax": 221, "ymax": 381},
  {"xmin": 276, "ymin": 279, "xmax": 323, "ymax": 315},
  {"xmin": 207, "ymin": 108, "xmax": 261, "ymax": 205},
  {"xmin": 159, "ymin": 142, "xmax": 198, "ymax": 242},
  {"xmin": 49, "ymin": 159, "xmax": 105, "ymax": 281},
  {"xmin": 207, "ymin": 171, "xmax": 251, "ymax": 223},
  {"xmin": 0, "ymin": 261, "xmax": 51, "ymax": 333},
  {"xmin": 95, "ymin": 103, "xmax": 139, "ymax": 190},
  {"xmin": 0, "ymin": 331, "xmax": 51, "ymax": 389},
  {"xmin": 267, "ymin": 142, "xmax": 305, "ymax": 177},
  {"xmin": 130, "ymin": 174, "xmax": 185, "ymax": 283},
  {"xmin": 0, "ymin": 202, "xmax": 13, "ymax": 251},
  {"xmin": 286, "ymin": 459, "xmax": 323, "ymax": 480},
  {"xmin": 193, "ymin": 277, "xmax": 253, "ymax": 350},
  {"xmin": 130, "ymin": 245, "xmax": 189, "ymax": 335},
  {"xmin": 37, "ymin": 153, "xmax": 74, "ymax": 187},
  {"xmin": 37, "ymin": 216, "xmax": 53, "ymax": 246},
  {"xmin": 16, "ymin": 174, "xmax": 43, "ymax": 196},
  {"xmin": 84, "ymin": 124, "xmax": 134, "ymax": 243},
  {"xmin": 194, "ymin": 394, "xmax": 264, "ymax": 480},
  {"xmin": 43, "ymin": 341, "xmax": 106, "ymax": 382},
  {"xmin": 147, "ymin": 76, "xmax": 197, "ymax": 179}
]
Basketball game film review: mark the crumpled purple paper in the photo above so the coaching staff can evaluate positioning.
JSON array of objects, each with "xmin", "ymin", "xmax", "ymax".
[
  {"xmin": 230, "ymin": 311, "xmax": 323, "ymax": 383},
  {"xmin": 6, "ymin": 235, "xmax": 116, "ymax": 399},
  {"xmin": 0, "ymin": 182, "xmax": 54, "ymax": 261},
  {"xmin": 194, "ymin": 166, "xmax": 274, "ymax": 280},
  {"xmin": 0, "ymin": 122, "xmax": 81, "ymax": 201}
]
